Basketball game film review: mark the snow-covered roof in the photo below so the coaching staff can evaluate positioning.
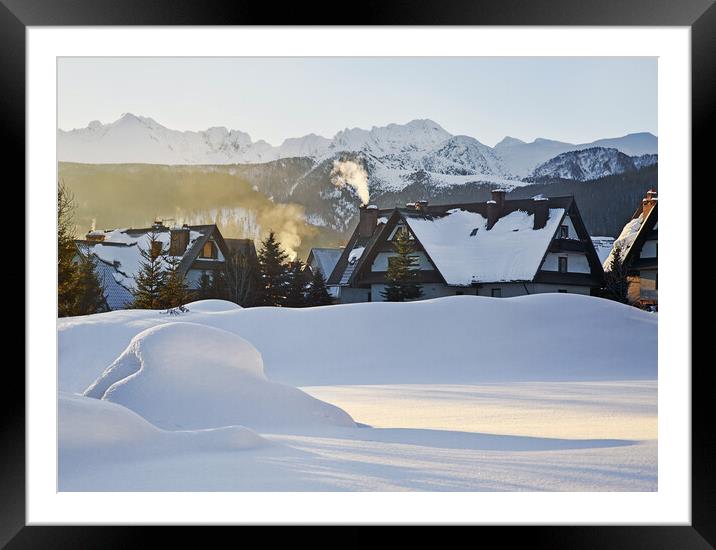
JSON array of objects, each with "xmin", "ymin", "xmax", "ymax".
[
  {"xmin": 603, "ymin": 192, "xmax": 658, "ymax": 270},
  {"xmin": 309, "ymin": 248, "xmax": 342, "ymax": 279},
  {"xmin": 76, "ymin": 224, "xmax": 221, "ymax": 309},
  {"xmin": 89, "ymin": 228, "xmax": 203, "ymax": 290},
  {"xmin": 590, "ymin": 236, "xmax": 616, "ymax": 266},
  {"xmin": 405, "ymin": 208, "xmax": 565, "ymax": 285}
]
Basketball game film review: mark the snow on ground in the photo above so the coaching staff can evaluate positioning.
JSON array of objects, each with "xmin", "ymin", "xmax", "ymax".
[
  {"xmin": 59, "ymin": 383, "xmax": 657, "ymax": 491},
  {"xmin": 182, "ymin": 299, "xmax": 243, "ymax": 312},
  {"xmin": 303, "ymin": 381, "xmax": 657, "ymax": 441},
  {"xmin": 84, "ymin": 323, "xmax": 355, "ymax": 431},
  {"xmin": 59, "ymin": 294, "xmax": 657, "ymax": 391},
  {"xmin": 59, "ymin": 392, "xmax": 267, "ymax": 489},
  {"xmin": 57, "ymin": 296, "xmax": 658, "ymax": 491}
]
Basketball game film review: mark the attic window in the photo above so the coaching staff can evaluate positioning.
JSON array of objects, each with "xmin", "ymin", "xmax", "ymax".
[
  {"xmin": 559, "ymin": 225, "xmax": 569, "ymax": 239},
  {"xmin": 201, "ymin": 240, "xmax": 218, "ymax": 259}
]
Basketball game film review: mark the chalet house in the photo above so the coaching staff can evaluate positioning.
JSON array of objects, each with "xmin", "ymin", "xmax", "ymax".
[
  {"xmin": 606, "ymin": 189, "xmax": 658, "ymax": 308},
  {"xmin": 75, "ymin": 221, "xmax": 255, "ymax": 310},
  {"xmin": 326, "ymin": 191, "xmax": 605, "ymax": 303}
]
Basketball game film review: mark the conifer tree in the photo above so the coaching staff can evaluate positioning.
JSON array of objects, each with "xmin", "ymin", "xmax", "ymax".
[
  {"xmin": 209, "ymin": 269, "xmax": 229, "ymax": 300},
  {"xmin": 74, "ymin": 252, "xmax": 106, "ymax": 314},
  {"xmin": 284, "ymin": 260, "xmax": 309, "ymax": 308},
  {"xmin": 161, "ymin": 251, "xmax": 190, "ymax": 308},
  {"xmin": 132, "ymin": 229, "xmax": 168, "ymax": 309},
  {"xmin": 196, "ymin": 270, "xmax": 213, "ymax": 300},
  {"xmin": 58, "ymin": 182, "xmax": 80, "ymax": 317},
  {"xmin": 307, "ymin": 268, "xmax": 334, "ymax": 307},
  {"xmin": 381, "ymin": 227, "xmax": 424, "ymax": 302},
  {"xmin": 603, "ymin": 243, "xmax": 630, "ymax": 304},
  {"xmin": 226, "ymin": 248, "xmax": 260, "ymax": 307},
  {"xmin": 257, "ymin": 231, "xmax": 290, "ymax": 306}
]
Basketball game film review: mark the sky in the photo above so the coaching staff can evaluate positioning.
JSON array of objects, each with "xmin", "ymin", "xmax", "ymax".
[{"xmin": 58, "ymin": 57, "xmax": 657, "ymax": 147}]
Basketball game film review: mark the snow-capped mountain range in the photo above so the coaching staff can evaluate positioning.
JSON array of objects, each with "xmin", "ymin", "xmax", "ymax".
[
  {"xmin": 58, "ymin": 113, "xmax": 657, "ymax": 184},
  {"xmin": 530, "ymin": 147, "xmax": 658, "ymax": 182}
]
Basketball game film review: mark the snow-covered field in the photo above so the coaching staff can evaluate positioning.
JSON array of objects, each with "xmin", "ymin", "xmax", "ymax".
[{"xmin": 58, "ymin": 295, "xmax": 657, "ymax": 491}]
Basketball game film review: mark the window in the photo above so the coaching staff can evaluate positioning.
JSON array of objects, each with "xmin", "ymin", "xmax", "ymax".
[
  {"xmin": 559, "ymin": 225, "xmax": 569, "ymax": 239},
  {"xmin": 558, "ymin": 257, "xmax": 568, "ymax": 273},
  {"xmin": 558, "ymin": 289, "xmax": 568, "ymax": 293},
  {"xmin": 201, "ymin": 240, "xmax": 217, "ymax": 259},
  {"xmin": 455, "ymin": 291, "xmax": 464, "ymax": 296},
  {"xmin": 491, "ymin": 288, "xmax": 502, "ymax": 298}
]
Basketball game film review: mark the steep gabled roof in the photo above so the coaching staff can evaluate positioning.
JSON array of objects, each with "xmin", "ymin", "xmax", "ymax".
[
  {"xmin": 326, "ymin": 209, "xmax": 394, "ymax": 285},
  {"xmin": 404, "ymin": 206, "xmax": 565, "ymax": 284},
  {"xmin": 605, "ymin": 200, "xmax": 658, "ymax": 269},
  {"xmin": 330, "ymin": 196, "xmax": 603, "ymax": 288},
  {"xmin": 307, "ymin": 248, "xmax": 343, "ymax": 279},
  {"xmin": 77, "ymin": 224, "xmax": 225, "ymax": 292}
]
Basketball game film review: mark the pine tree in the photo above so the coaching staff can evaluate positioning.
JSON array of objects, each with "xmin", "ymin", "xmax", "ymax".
[
  {"xmin": 74, "ymin": 252, "xmax": 106, "ymax": 314},
  {"xmin": 132, "ymin": 229, "xmax": 168, "ymax": 309},
  {"xmin": 257, "ymin": 231, "xmax": 290, "ymax": 306},
  {"xmin": 58, "ymin": 181, "xmax": 81, "ymax": 317},
  {"xmin": 285, "ymin": 260, "xmax": 309, "ymax": 308},
  {"xmin": 209, "ymin": 269, "xmax": 229, "ymax": 300},
  {"xmin": 196, "ymin": 270, "xmax": 213, "ymax": 300},
  {"xmin": 381, "ymin": 227, "xmax": 424, "ymax": 302},
  {"xmin": 603, "ymin": 243, "xmax": 630, "ymax": 304},
  {"xmin": 160, "ymin": 251, "xmax": 190, "ymax": 308},
  {"xmin": 307, "ymin": 268, "xmax": 333, "ymax": 307},
  {"xmin": 226, "ymin": 248, "xmax": 260, "ymax": 307}
]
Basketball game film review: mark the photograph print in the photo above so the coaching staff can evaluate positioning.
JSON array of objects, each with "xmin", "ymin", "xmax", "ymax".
[{"xmin": 57, "ymin": 56, "xmax": 658, "ymax": 492}]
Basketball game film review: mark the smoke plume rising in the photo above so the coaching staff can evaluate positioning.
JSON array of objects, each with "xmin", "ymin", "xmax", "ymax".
[{"xmin": 330, "ymin": 160, "xmax": 370, "ymax": 205}]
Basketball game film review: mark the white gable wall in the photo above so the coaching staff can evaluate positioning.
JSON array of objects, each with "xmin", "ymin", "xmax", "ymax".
[
  {"xmin": 559, "ymin": 215, "xmax": 579, "ymax": 240},
  {"xmin": 540, "ymin": 252, "xmax": 591, "ymax": 274}
]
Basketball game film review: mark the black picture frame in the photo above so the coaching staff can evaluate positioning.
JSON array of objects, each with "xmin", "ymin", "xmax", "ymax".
[{"xmin": 5, "ymin": 0, "xmax": 710, "ymax": 544}]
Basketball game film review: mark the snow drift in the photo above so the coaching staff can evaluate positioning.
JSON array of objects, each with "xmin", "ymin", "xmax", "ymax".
[
  {"xmin": 59, "ymin": 392, "xmax": 266, "ymax": 463},
  {"xmin": 59, "ymin": 295, "xmax": 657, "ymax": 390},
  {"xmin": 183, "ymin": 299, "xmax": 243, "ymax": 313},
  {"xmin": 83, "ymin": 322, "xmax": 355, "ymax": 430}
]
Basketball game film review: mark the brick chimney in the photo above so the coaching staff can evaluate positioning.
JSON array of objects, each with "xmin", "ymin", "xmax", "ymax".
[
  {"xmin": 533, "ymin": 196, "xmax": 549, "ymax": 229},
  {"xmin": 358, "ymin": 204, "xmax": 379, "ymax": 238},
  {"xmin": 414, "ymin": 200, "xmax": 429, "ymax": 212},
  {"xmin": 486, "ymin": 190, "xmax": 506, "ymax": 229},
  {"xmin": 642, "ymin": 189, "xmax": 658, "ymax": 218},
  {"xmin": 85, "ymin": 231, "xmax": 105, "ymax": 242},
  {"xmin": 170, "ymin": 224, "xmax": 191, "ymax": 256}
]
